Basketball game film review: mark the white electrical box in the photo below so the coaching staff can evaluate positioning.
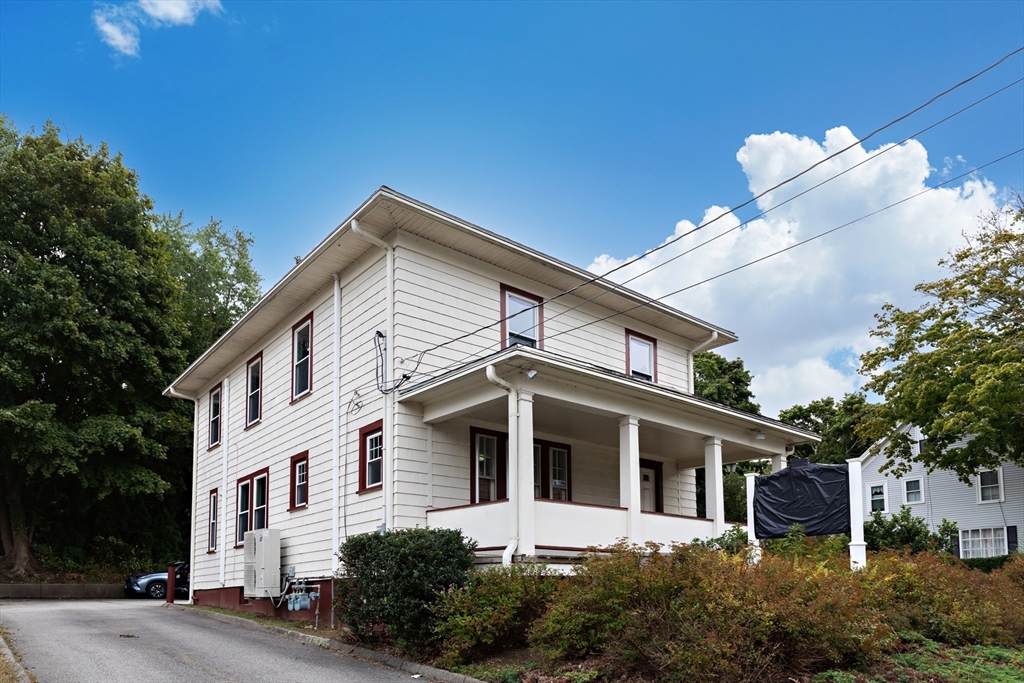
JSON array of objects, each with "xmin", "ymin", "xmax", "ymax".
[{"xmin": 243, "ymin": 529, "xmax": 281, "ymax": 598}]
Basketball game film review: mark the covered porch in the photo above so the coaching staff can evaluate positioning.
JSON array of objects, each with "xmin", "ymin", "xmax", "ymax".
[{"xmin": 399, "ymin": 347, "xmax": 817, "ymax": 561}]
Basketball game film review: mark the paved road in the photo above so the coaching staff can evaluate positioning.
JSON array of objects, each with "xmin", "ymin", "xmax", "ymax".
[{"xmin": 0, "ymin": 599, "xmax": 413, "ymax": 683}]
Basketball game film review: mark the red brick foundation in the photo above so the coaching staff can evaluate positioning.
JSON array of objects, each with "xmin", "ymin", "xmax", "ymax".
[{"xmin": 191, "ymin": 579, "xmax": 332, "ymax": 624}]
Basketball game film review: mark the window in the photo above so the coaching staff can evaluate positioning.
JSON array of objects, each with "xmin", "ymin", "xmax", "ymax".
[
  {"xmin": 978, "ymin": 468, "xmax": 1003, "ymax": 503},
  {"xmin": 626, "ymin": 329, "xmax": 657, "ymax": 382},
  {"xmin": 208, "ymin": 384, "xmax": 222, "ymax": 448},
  {"xmin": 359, "ymin": 421, "xmax": 383, "ymax": 492},
  {"xmin": 245, "ymin": 353, "xmax": 262, "ymax": 427},
  {"xmin": 208, "ymin": 490, "xmax": 218, "ymax": 553},
  {"xmin": 534, "ymin": 440, "xmax": 572, "ymax": 501},
  {"xmin": 290, "ymin": 452, "xmax": 309, "ymax": 510},
  {"xmin": 236, "ymin": 469, "xmax": 269, "ymax": 544},
  {"xmin": 960, "ymin": 527, "xmax": 1007, "ymax": 559},
  {"xmin": 470, "ymin": 427, "xmax": 507, "ymax": 503},
  {"xmin": 903, "ymin": 478, "xmax": 923, "ymax": 504},
  {"xmin": 292, "ymin": 313, "xmax": 313, "ymax": 400},
  {"xmin": 500, "ymin": 285, "xmax": 542, "ymax": 349},
  {"xmin": 870, "ymin": 483, "xmax": 887, "ymax": 513}
]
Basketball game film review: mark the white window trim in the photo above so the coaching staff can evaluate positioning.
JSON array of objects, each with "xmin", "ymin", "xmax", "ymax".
[
  {"xmin": 976, "ymin": 467, "xmax": 1004, "ymax": 504},
  {"xmin": 245, "ymin": 355, "xmax": 262, "ymax": 427},
  {"xmin": 959, "ymin": 526, "xmax": 1008, "ymax": 559},
  {"xmin": 292, "ymin": 315, "xmax": 313, "ymax": 400},
  {"xmin": 208, "ymin": 386, "xmax": 222, "ymax": 448},
  {"xmin": 868, "ymin": 480, "xmax": 889, "ymax": 514},
  {"xmin": 628, "ymin": 334, "xmax": 655, "ymax": 381},
  {"xmin": 902, "ymin": 477, "xmax": 924, "ymax": 505}
]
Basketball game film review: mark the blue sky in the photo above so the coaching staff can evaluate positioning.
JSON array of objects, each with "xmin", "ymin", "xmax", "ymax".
[{"xmin": 2, "ymin": 1, "xmax": 1022, "ymax": 416}]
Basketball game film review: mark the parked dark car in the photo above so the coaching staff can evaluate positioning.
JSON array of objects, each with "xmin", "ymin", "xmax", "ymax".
[{"xmin": 124, "ymin": 562, "xmax": 189, "ymax": 599}]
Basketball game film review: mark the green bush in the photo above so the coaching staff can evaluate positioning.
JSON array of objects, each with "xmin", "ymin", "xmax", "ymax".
[
  {"xmin": 864, "ymin": 506, "xmax": 956, "ymax": 553},
  {"xmin": 961, "ymin": 555, "xmax": 1012, "ymax": 572},
  {"xmin": 690, "ymin": 524, "xmax": 751, "ymax": 555},
  {"xmin": 530, "ymin": 542, "xmax": 892, "ymax": 681},
  {"xmin": 335, "ymin": 527, "xmax": 476, "ymax": 652},
  {"xmin": 432, "ymin": 563, "xmax": 559, "ymax": 667},
  {"xmin": 760, "ymin": 524, "xmax": 850, "ymax": 562}
]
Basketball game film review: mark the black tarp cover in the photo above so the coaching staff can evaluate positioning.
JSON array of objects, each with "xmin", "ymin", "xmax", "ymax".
[{"xmin": 753, "ymin": 463, "xmax": 850, "ymax": 539}]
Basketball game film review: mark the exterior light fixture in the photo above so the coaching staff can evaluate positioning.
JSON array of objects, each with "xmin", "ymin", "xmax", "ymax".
[
  {"xmin": 755, "ymin": 430, "xmax": 766, "ymax": 440},
  {"xmin": 525, "ymin": 369, "xmax": 538, "ymax": 379}
]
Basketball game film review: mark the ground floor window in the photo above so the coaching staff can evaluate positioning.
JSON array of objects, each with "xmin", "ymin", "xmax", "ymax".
[
  {"xmin": 208, "ymin": 489, "xmax": 218, "ymax": 552},
  {"xmin": 236, "ymin": 469, "xmax": 269, "ymax": 544},
  {"xmin": 471, "ymin": 427, "xmax": 507, "ymax": 503},
  {"xmin": 960, "ymin": 527, "xmax": 1006, "ymax": 558},
  {"xmin": 290, "ymin": 451, "xmax": 308, "ymax": 509},
  {"xmin": 534, "ymin": 440, "xmax": 572, "ymax": 501}
]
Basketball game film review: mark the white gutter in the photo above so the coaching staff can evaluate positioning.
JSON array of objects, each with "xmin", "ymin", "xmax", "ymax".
[
  {"xmin": 166, "ymin": 386, "xmax": 199, "ymax": 603},
  {"xmin": 219, "ymin": 377, "xmax": 229, "ymax": 586},
  {"xmin": 350, "ymin": 219, "xmax": 395, "ymax": 531},
  {"xmin": 332, "ymin": 273, "xmax": 341, "ymax": 574},
  {"xmin": 486, "ymin": 365, "xmax": 518, "ymax": 566},
  {"xmin": 688, "ymin": 330, "xmax": 718, "ymax": 394}
]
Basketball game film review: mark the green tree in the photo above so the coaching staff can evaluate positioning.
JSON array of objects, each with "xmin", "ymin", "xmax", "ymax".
[
  {"xmin": 0, "ymin": 121, "xmax": 187, "ymax": 575},
  {"xmin": 693, "ymin": 352, "xmax": 760, "ymax": 413},
  {"xmin": 859, "ymin": 196, "xmax": 1024, "ymax": 478},
  {"xmin": 778, "ymin": 393, "xmax": 878, "ymax": 464}
]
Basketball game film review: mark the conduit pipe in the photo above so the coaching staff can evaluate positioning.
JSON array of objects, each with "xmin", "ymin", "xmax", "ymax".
[
  {"xmin": 486, "ymin": 365, "xmax": 519, "ymax": 566},
  {"xmin": 688, "ymin": 330, "xmax": 718, "ymax": 393},
  {"xmin": 218, "ymin": 377, "xmax": 229, "ymax": 586},
  {"xmin": 350, "ymin": 219, "xmax": 395, "ymax": 532},
  {"xmin": 331, "ymin": 273, "xmax": 341, "ymax": 574}
]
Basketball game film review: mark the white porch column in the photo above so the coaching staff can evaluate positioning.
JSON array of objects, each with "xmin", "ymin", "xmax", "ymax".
[
  {"xmin": 517, "ymin": 391, "xmax": 536, "ymax": 557},
  {"xmin": 679, "ymin": 467, "xmax": 698, "ymax": 516},
  {"xmin": 619, "ymin": 416, "xmax": 642, "ymax": 544},
  {"xmin": 847, "ymin": 457, "xmax": 867, "ymax": 570},
  {"xmin": 771, "ymin": 452, "xmax": 788, "ymax": 473},
  {"xmin": 704, "ymin": 436, "xmax": 725, "ymax": 537},
  {"xmin": 744, "ymin": 472, "xmax": 762, "ymax": 562}
]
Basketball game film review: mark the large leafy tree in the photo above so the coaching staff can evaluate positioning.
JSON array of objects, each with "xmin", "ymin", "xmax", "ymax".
[
  {"xmin": 778, "ymin": 393, "xmax": 878, "ymax": 464},
  {"xmin": 0, "ymin": 121, "xmax": 187, "ymax": 575},
  {"xmin": 859, "ymin": 196, "xmax": 1024, "ymax": 479},
  {"xmin": 693, "ymin": 352, "xmax": 760, "ymax": 413}
]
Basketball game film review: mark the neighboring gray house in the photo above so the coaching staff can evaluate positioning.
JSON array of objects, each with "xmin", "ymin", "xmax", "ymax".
[{"xmin": 857, "ymin": 424, "xmax": 1022, "ymax": 558}]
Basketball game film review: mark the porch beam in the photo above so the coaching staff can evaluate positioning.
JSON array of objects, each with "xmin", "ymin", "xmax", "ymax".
[
  {"xmin": 704, "ymin": 436, "xmax": 725, "ymax": 537},
  {"xmin": 420, "ymin": 383, "xmax": 506, "ymax": 424},
  {"xmin": 619, "ymin": 416, "xmax": 642, "ymax": 544}
]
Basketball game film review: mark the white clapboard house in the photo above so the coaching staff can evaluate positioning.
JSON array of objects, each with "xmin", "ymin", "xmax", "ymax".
[
  {"xmin": 857, "ymin": 424, "xmax": 1022, "ymax": 558},
  {"xmin": 165, "ymin": 188, "xmax": 818, "ymax": 613}
]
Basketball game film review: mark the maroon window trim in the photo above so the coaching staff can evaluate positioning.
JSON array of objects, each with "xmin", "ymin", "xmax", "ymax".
[
  {"xmin": 235, "ymin": 467, "xmax": 270, "ymax": 547},
  {"xmin": 638, "ymin": 458, "xmax": 664, "ymax": 513},
  {"xmin": 244, "ymin": 351, "xmax": 263, "ymax": 429},
  {"xmin": 290, "ymin": 312, "xmax": 314, "ymax": 403},
  {"xmin": 469, "ymin": 426, "xmax": 508, "ymax": 503},
  {"xmin": 208, "ymin": 383, "xmax": 222, "ymax": 450},
  {"xmin": 208, "ymin": 488, "xmax": 218, "ymax": 553},
  {"xmin": 289, "ymin": 451, "xmax": 309, "ymax": 510},
  {"xmin": 534, "ymin": 439, "xmax": 572, "ymax": 501},
  {"xmin": 500, "ymin": 284, "xmax": 544, "ymax": 350},
  {"xmin": 358, "ymin": 420, "xmax": 384, "ymax": 493},
  {"xmin": 625, "ymin": 329, "xmax": 658, "ymax": 383}
]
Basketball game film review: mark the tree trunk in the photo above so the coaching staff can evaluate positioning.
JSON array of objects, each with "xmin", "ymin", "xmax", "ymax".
[{"xmin": 0, "ymin": 475, "xmax": 39, "ymax": 577}]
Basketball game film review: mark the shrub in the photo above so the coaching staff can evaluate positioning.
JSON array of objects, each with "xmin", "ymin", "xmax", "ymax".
[
  {"xmin": 690, "ymin": 524, "xmax": 750, "ymax": 555},
  {"xmin": 961, "ymin": 554, "xmax": 1012, "ymax": 572},
  {"xmin": 530, "ymin": 542, "xmax": 892, "ymax": 681},
  {"xmin": 864, "ymin": 506, "xmax": 955, "ymax": 553},
  {"xmin": 335, "ymin": 527, "xmax": 476, "ymax": 652},
  {"xmin": 432, "ymin": 563, "xmax": 559, "ymax": 667},
  {"xmin": 760, "ymin": 524, "xmax": 849, "ymax": 562},
  {"xmin": 995, "ymin": 552, "xmax": 1024, "ymax": 592}
]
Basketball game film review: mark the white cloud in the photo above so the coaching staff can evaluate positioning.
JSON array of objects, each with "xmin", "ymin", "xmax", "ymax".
[
  {"xmin": 588, "ymin": 126, "xmax": 1000, "ymax": 418},
  {"xmin": 93, "ymin": 0, "xmax": 222, "ymax": 56}
]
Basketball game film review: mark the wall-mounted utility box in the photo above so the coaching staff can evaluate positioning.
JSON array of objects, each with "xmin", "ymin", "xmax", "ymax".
[{"xmin": 243, "ymin": 529, "xmax": 281, "ymax": 598}]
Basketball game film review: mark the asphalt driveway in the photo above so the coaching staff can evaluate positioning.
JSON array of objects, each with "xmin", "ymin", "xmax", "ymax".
[{"xmin": 0, "ymin": 599, "xmax": 413, "ymax": 682}]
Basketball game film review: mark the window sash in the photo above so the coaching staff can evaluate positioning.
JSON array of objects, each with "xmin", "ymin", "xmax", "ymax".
[
  {"xmin": 533, "ymin": 445, "xmax": 542, "ymax": 498},
  {"xmin": 905, "ymin": 479, "xmax": 922, "ymax": 503},
  {"xmin": 247, "ymin": 359, "xmax": 261, "ymax": 425},
  {"xmin": 294, "ymin": 322, "xmax": 311, "ymax": 397},
  {"xmin": 295, "ymin": 460, "xmax": 307, "ymax": 507},
  {"xmin": 237, "ymin": 481, "xmax": 250, "ymax": 543},
  {"xmin": 870, "ymin": 485, "xmax": 885, "ymax": 512},
  {"xmin": 477, "ymin": 434, "xmax": 497, "ymax": 502},
  {"xmin": 209, "ymin": 389, "xmax": 221, "ymax": 446},
  {"xmin": 208, "ymin": 492, "xmax": 217, "ymax": 552},
  {"xmin": 980, "ymin": 470, "xmax": 1000, "ymax": 501},
  {"xmin": 961, "ymin": 527, "xmax": 1007, "ymax": 558},
  {"xmin": 506, "ymin": 293, "xmax": 538, "ymax": 345},
  {"xmin": 253, "ymin": 475, "xmax": 268, "ymax": 530},
  {"xmin": 550, "ymin": 448, "xmax": 568, "ymax": 501},
  {"xmin": 366, "ymin": 432, "xmax": 383, "ymax": 488},
  {"xmin": 629, "ymin": 336, "xmax": 653, "ymax": 380}
]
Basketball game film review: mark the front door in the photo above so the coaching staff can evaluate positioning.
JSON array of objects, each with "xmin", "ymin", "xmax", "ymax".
[{"xmin": 640, "ymin": 467, "xmax": 656, "ymax": 512}]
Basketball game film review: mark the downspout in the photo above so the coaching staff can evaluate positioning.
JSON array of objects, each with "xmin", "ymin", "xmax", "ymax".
[
  {"xmin": 350, "ymin": 219, "xmax": 395, "ymax": 531},
  {"xmin": 688, "ymin": 330, "xmax": 718, "ymax": 393},
  {"xmin": 332, "ymin": 273, "xmax": 341, "ymax": 574},
  {"xmin": 486, "ymin": 366, "xmax": 518, "ymax": 566},
  {"xmin": 166, "ymin": 387, "xmax": 199, "ymax": 603},
  {"xmin": 218, "ymin": 377, "xmax": 229, "ymax": 586}
]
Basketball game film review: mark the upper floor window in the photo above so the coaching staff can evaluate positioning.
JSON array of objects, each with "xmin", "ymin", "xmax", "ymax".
[
  {"xmin": 903, "ymin": 478, "xmax": 923, "ymax": 504},
  {"xmin": 978, "ymin": 468, "xmax": 1003, "ymax": 503},
  {"xmin": 290, "ymin": 451, "xmax": 309, "ymax": 509},
  {"xmin": 246, "ymin": 353, "xmax": 262, "ymax": 427},
  {"xmin": 292, "ymin": 313, "xmax": 313, "ymax": 400},
  {"xmin": 359, "ymin": 421, "xmax": 384, "ymax": 492},
  {"xmin": 869, "ymin": 483, "xmax": 887, "ymax": 513},
  {"xmin": 208, "ymin": 384, "xmax": 222, "ymax": 448},
  {"xmin": 626, "ymin": 330, "xmax": 657, "ymax": 382},
  {"xmin": 501, "ymin": 285, "xmax": 542, "ymax": 349}
]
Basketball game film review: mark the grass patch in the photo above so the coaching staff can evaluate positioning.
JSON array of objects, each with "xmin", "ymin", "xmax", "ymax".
[
  {"xmin": 816, "ymin": 640, "xmax": 1024, "ymax": 682},
  {"xmin": 186, "ymin": 605, "xmax": 352, "ymax": 644}
]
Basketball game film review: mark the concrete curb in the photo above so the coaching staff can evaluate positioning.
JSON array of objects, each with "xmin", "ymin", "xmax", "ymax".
[
  {"xmin": 0, "ymin": 628, "xmax": 32, "ymax": 683},
  {"xmin": 164, "ymin": 603, "xmax": 484, "ymax": 683}
]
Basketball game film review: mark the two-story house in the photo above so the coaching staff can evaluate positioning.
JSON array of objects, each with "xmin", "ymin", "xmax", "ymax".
[{"xmin": 165, "ymin": 187, "xmax": 818, "ymax": 616}]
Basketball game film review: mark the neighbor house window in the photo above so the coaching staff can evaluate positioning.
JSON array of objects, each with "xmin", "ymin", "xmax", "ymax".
[
  {"xmin": 245, "ymin": 352, "xmax": 262, "ymax": 427},
  {"xmin": 208, "ymin": 384, "xmax": 222, "ymax": 448},
  {"xmin": 208, "ymin": 489, "xmax": 218, "ymax": 553},
  {"xmin": 359, "ymin": 421, "xmax": 383, "ymax": 492},
  {"xmin": 292, "ymin": 313, "xmax": 313, "ymax": 400},
  {"xmin": 290, "ymin": 451, "xmax": 309, "ymax": 510},
  {"xmin": 960, "ymin": 527, "xmax": 1007, "ymax": 559},
  {"xmin": 626, "ymin": 329, "xmax": 657, "ymax": 382},
  {"xmin": 533, "ymin": 440, "xmax": 572, "ymax": 502},
  {"xmin": 470, "ymin": 427, "xmax": 507, "ymax": 504},
  {"xmin": 904, "ymin": 479, "xmax": 923, "ymax": 504},
  {"xmin": 501, "ymin": 285, "xmax": 542, "ymax": 349},
  {"xmin": 236, "ymin": 469, "xmax": 269, "ymax": 544},
  {"xmin": 978, "ymin": 468, "xmax": 1003, "ymax": 503},
  {"xmin": 870, "ymin": 483, "xmax": 887, "ymax": 513}
]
